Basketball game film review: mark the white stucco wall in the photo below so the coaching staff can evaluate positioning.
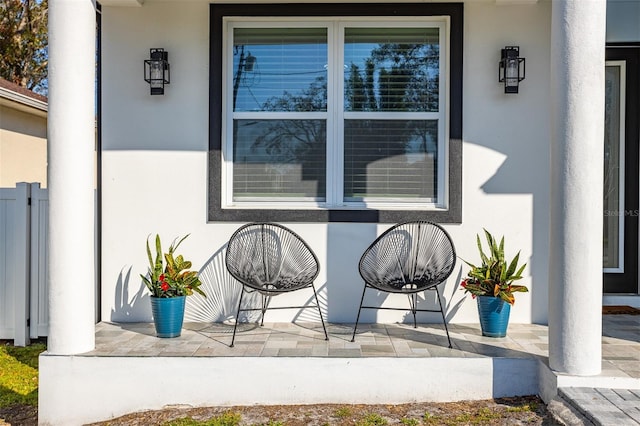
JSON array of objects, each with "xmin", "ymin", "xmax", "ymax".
[{"xmin": 100, "ymin": 1, "xmax": 553, "ymax": 326}]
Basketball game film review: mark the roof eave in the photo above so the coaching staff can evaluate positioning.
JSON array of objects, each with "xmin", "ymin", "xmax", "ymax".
[{"xmin": 0, "ymin": 87, "xmax": 48, "ymax": 117}]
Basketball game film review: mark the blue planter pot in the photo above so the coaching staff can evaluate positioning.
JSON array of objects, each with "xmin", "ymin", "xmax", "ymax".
[
  {"xmin": 477, "ymin": 296, "xmax": 511, "ymax": 337},
  {"xmin": 150, "ymin": 296, "xmax": 186, "ymax": 338}
]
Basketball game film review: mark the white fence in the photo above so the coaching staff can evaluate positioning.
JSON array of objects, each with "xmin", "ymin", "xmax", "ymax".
[{"xmin": 0, "ymin": 183, "xmax": 48, "ymax": 345}]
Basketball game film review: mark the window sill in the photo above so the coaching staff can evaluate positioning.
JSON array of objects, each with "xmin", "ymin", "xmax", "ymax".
[{"xmin": 209, "ymin": 205, "xmax": 461, "ymax": 224}]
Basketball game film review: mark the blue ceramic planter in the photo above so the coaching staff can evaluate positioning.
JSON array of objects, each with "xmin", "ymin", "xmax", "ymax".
[
  {"xmin": 150, "ymin": 296, "xmax": 186, "ymax": 338},
  {"xmin": 477, "ymin": 296, "xmax": 511, "ymax": 337}
]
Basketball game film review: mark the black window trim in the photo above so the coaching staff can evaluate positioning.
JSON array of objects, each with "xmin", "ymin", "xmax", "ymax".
[{"xmin": 209, "ymin": 2, "xmax": 463, "ymax": 223}]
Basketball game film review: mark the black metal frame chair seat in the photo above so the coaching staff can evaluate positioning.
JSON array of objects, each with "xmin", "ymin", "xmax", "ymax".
[
  {"xmin": 352, "ymin": 221, "xmax": 456, "ymax": 347},
  {"xmin": 225, "ymin": 222, "xmax": 329, "ymax": 347}
]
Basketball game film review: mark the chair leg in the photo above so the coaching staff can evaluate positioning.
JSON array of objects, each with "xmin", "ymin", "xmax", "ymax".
[
  {"xmin": 230, "ymin": 286, "xmax": 246, "ymax": 348},
  {"xmin": 410, "ymin": 293, "xmax": 418, "ymax": 328},
  {"xmin": 435, "ymin": 286, "xmax": 452, "ymax": 348},
  {"xmin": 260, "ymin": 294, "xmax": 270, "ymax": 327},
  {"xmin": 311, "ymin": 283, "xmax": 328, "ymax": 340},
  {"xmin": 351, "ymin": 285, "xmax": 368, "ymax": 342}
]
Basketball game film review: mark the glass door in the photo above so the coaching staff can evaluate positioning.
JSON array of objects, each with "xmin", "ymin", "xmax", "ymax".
[{"xmin": 604, "ymin": 47, "xmax": 639, "ymax": 294}]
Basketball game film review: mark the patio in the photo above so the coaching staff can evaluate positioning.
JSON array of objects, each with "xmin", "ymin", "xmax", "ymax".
[
  {"xmin": 82, "ymin": 315, "xmax": 638, "ymax": 379},
  {"xmin": 89, "ymin": 320, "xmax": 547, "ymax": 359},
  {"xmin": 38, "ymin": 314, "xmax": 639, "ymax": 425}
]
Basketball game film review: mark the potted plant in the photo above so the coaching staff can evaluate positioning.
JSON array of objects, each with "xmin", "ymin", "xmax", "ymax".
[
  {"xmin": 460, "ymin": 229, "xmax": 528, "ymax": 337},
  {"xmin": 140, "ymin": 234, "xmax": 206, "ymax": 337}
]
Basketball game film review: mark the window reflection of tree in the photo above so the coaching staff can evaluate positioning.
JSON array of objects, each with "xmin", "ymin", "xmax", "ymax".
[
  {"xmin": 247, "ymin": 76, "xmax": 327, "ymax": 197},
  {"xmin": 346, "ymin": 43, "xmax": 440, "ymax": 113},
  {"xmin": 240, "ymin": 42, "xmax": 440, "ymax": 200},
  {"xmin": 344, "ymin": 42, "xmax": 440, "ymax": 199}
]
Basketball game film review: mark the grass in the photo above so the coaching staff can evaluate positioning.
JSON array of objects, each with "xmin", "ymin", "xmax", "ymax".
[
  {"xmin": 0, "ymin": 340, "xmax": 46, "ymax": 408},
  {"xmin": 420, "ymin": 404, "xmax": 535, "ymax": 425},
  {"xmin": 164, "ymin": 414, "xmax": 287, "ymax": 426},
  {"xmin": 356, "ymin": 413, "xmax": 388, "ymax": 425},
  {"xmin": 334, "ymin": 406, "xmax": 352, "ymax": 418},
  {"xmin": 507, "ymin": 401, "xmax": 538, "ymax": 413},
  {"xmin": 162, "ymin": 411, "xmax": 397, "ymax": 426},
  {"xmin": 103, "ymin": 399, "xmax": 544, "ymax": 426},
  {"xmin": 164, "ymin": 412, "xmax": 242, "ymax": 426}
]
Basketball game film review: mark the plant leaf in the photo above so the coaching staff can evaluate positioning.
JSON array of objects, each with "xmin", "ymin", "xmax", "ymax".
[
  {"xmin": 464, "ymin": 229, "xmax": 528, "ymax": 303},
  {"xmin": 476, "ymin": 234, "xmax": 489, "ymax": 266},
  {"xmin": 506, "ymin": 252, "xmax": 520, "ymax": 278},
  {"xmin": 154, "ymin": 234, "xmax": 163, "ymax": 277},
  {"xmin": 170, "ymin": 234, "xmax": 190, "ymax": 254},
  {"xmin": 493, "ymin": 283, "xmax": 501, "ymax": 297},
  {"xmin": 145, "ymin": 234, "xmax": 153, "ymax": 270}
]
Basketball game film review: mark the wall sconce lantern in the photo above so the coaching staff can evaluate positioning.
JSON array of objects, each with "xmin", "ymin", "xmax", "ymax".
[
  {"xmin": 144, "ymin": 48, "xmax": 170, "ymax": 95},
  {"xmin": 499, "ymin": 46, "xmax": 525, "ymax": 94}
]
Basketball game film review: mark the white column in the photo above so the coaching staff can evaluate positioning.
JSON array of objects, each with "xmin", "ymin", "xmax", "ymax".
[
  {"xmin": 548, "ymin": 0, "xmax": 605, "ymax": 375},
  {"xmin": 47, "ymin": 0, "xmax": 96, "ymax": 355}
]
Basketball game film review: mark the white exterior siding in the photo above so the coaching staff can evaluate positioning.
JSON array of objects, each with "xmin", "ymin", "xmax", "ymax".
[{"xmin": 100, "ymin": 0, "xmax": 629, "ymax": 327}]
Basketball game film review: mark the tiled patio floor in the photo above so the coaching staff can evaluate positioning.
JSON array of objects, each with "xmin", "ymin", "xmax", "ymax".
[{"xmin": 85, "ymin": 315, "xmax": 640, "ymax": 380}]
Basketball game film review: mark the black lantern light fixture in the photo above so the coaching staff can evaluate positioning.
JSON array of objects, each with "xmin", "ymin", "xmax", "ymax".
[
  {"xmin": 144, "ymin": 48, "xmax": 170, "ymax": 95},
  {"xmin": 499, "ymin": 46, "xmax": 525, "ymax": 94}
]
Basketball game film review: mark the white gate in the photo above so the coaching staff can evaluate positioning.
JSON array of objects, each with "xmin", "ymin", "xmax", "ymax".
[{"xmin": 0, "ymin": 183, "xmax": 48, "ymax": 345}]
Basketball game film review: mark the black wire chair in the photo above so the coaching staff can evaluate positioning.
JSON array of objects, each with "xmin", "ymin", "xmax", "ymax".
[
  {"xmin": 225, "ymin": 222, "xmax": 329, "ymax": 347},
  {"xmin": 351, "ymin": 221, "xmax": 456, "ymax": 348}
]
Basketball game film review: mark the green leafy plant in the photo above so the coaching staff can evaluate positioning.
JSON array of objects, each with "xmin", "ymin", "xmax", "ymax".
[
  {"xmin": 460, "ymin": 229, "xmax": 528, "ymax": 305},
  {"xmin": 140, "ymin": 234, "xmax": 206, "ymax": 298}
]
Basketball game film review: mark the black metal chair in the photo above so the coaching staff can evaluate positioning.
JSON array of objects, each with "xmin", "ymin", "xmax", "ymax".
[
  {"xmin": 351, "ymin": 221, "xmax": 456, "ymax": 348},
  {"xmin": 225, "ymin": 222, "xmax": 329, "ymax": 347}
]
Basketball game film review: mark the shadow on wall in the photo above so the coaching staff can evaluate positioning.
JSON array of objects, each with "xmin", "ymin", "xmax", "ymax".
[
  {"xmin": 326, "ymin": 223, "xmax": 466, "ymax": 326},
  {"xmin": 185, "ymin": 245, "xmax": 255, "ymax": 323},
  {"xmin": 445, "ymin": 268, "xmax": 465, "ymax": 322},
  {"xmin": 111, "ymin": 243, "xmax": 330, "ymax": 324},
  {"xmin": 475, "ymin": 136, "xmax": 548, "ymax": 324},
  {"xmin": 112, "ymin": 266, "xmax": 151, "ymax": 321},
  {"xmin": 391, "ymin": 267, "xmax": 465, "ymax": 325},
  {"xmin": 185, "ymin": 245, "xmax": 329, "ymax": 324},
  {"xmin": 357, "ymin": 250, "xmax": 466, "ymax": 326},
  {"xmin": 111, "ymin": 231, "xmax": 468, "ymax": 325},
  {"xmin": 326, "ymin": 223, "xmax": 376, "ymax": 323}
]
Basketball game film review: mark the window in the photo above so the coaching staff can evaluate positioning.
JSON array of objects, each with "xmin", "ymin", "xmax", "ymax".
[
  {"xmin": 210, "ymin": 4, "xmax": 463, "ymax": 223},
  {"xmin": 603, "ymin": 61, "xmax": 624, "ymax": 272}
]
